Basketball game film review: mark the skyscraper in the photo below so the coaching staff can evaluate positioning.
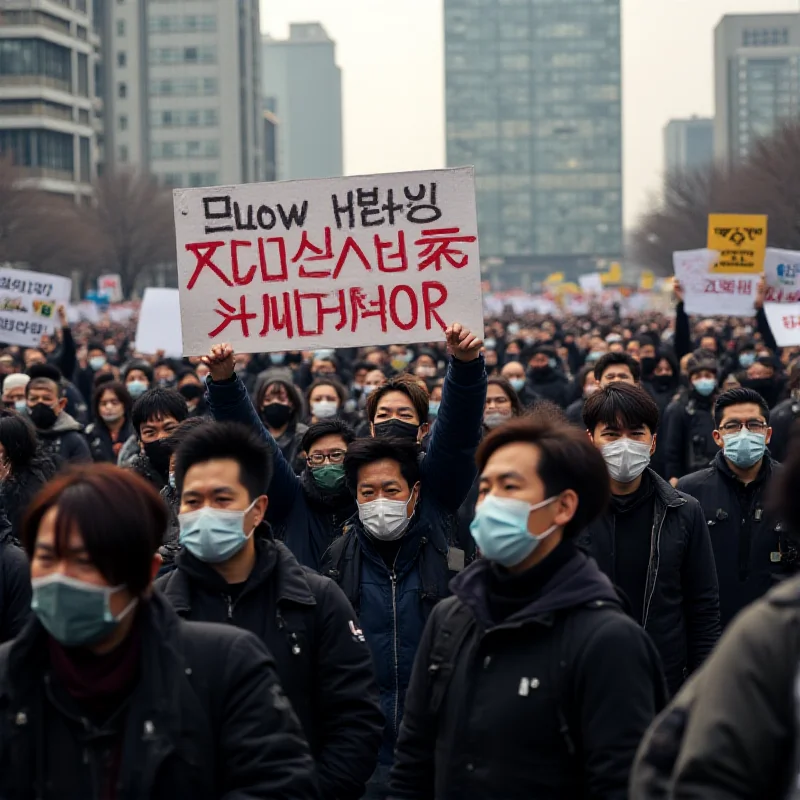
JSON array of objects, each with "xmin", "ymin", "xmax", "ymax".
[
  {"xmin": 99, "ymin": 0, "xmax": 262, "ymax": 187},
  {"xmin": 444, "ymin": 0, "xmax": 622, "ymax": 284},
  {"xmin": 0, "ymin": 0, "xmax": 99, "ymax": 201},
  {"xmin": 714, "ymin": 14, "xmax": 800, "ymax": 170},
  {"xmin": 262, "ymin": 23, "xmax": 343, "ymax": 181},
  {"xmin": 664, "ymin": 117, "xmax": 715, "ymax": 175}
]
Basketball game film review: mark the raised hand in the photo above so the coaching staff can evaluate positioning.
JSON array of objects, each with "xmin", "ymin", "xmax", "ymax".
[
  {"xmin": 446, "ymin": 322, "xmax": 483, "ymax": 362},
  {"xmin": 202, "ymin": 343, "xmax": 235, "ymax": 382}
]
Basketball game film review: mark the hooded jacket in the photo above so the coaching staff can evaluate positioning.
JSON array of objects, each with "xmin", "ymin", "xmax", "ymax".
[
  {"xmin": 33, "ymin": 411, "xmax": 91, "ymax": 465},
  {"xmin": 0, "ymin": 592, "xmax": 317, "ymax": 799},
  {"xmin": 0, "ymin": 453, "xmax": 56, "ymax": 538},
  {"xmin": 155, "ymin": 536, "xmax": 383, "ymax": 800},
  {"xmin": 388, "ymin": 546, "xmax": 667, "ymax": 800},
  {"xmin": 677, "ymin": 451, "xmax": 796, "ymax": 629},
  {"xmin": 526, "ymin": 367, "xmax": 572, "ymax": 408},
  {"xmin": 580, "ymin": 469, "xmax": 721, "ymax": 695},
  {"xmin": 0, "ymin": 509, "xmax": 30, "ymax": 644},
  {"xmin": 663, "ymin": 390, "xmax": 718, "ymax": 480}
]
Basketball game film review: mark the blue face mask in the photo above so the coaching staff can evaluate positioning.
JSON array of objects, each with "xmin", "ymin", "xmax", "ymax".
[
  {"xmin": 314, "ymin": 349, "xmax": 335, "ymax": 360},
  {"xmin": 470, "ymin": 495, "xmax": 558, "ymax": 568},
  {"xmin": 739, "ymin": 353, "xmax": 756, "ymax": 368},
  {"xmin": 89, "ymin": 356, "xmax": 106, "ymax": 371},
  {"xmin": 428, "ymin": 400, "xmax": 440, "ymax": 418},
  {"xmin": 127, "ymin": 380, "xmax": 148, "ymax": 398},
  {"xmin": 31, "ymin": 574, "xmax": 137, "ymax": 647},
  {"xmin": 178, "ymin": 500, "xmax": 257, "ymax": 564},
  {"xmin": 509, "ymin": 377, "xmax": 526, "ymax": 393},
  {"xmin": 693, "ymin": 378, "xmax": 716, "ymax": 397},
  {"xmin": 14, "ymin": 400, "xmax": 26, "ymax": 413},
  {"xmin": 723, "ymin": 430, "xmax": 767, "ymax": 468},
  {"xmin": 271, "ymin": 352, "xmax": 286, "ymax": 365}
]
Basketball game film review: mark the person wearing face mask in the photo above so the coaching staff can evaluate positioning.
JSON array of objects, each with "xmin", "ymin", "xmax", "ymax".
[
  {"xmin": 565, "ymin": 365, "xmax": 599, "ymax": 426},
  {"xmin": 500, "ymin": 360, "xmax": 540, "ymax": 408},
  {"xmin": 176, "ymin": 370, "xmax": 209, "ymax": 418},
  {"xmin": 642, "ymin": 352, "xmax": 679, "ymax": 480},
  {"xmin": 523, "ymin": 345, "xmax": 572, "ymax": 408},
  {"xmin": 156, "ymin": 422, "xmax": 383, "ymax": 800},
  {"xmin": 663, "ymin": 355, "xmax": 721, "ymax": 486},
  {"xmin": 0, "ymin": 463, "xmax": 317, "ymax": 799},
  {"xmin": 581, "ymin": 383, "xmax": 720, "ymax": 695},
  {"xmin": 1, "ymin": 372, "xmax": 29, "ymax": 413},
  {"xmin": 305, "ymin": 377, "xmax": 346, "ymax": 424},
  {"xmin": 677, "ymin": 388, "xmax": 798, "ymax": 629},
  {"xmin": 768, "ymin": 362, "xmax": 800, "ymax": 463},
  {"xmin": 25, "ymin": 364, "xmax": 91, "ymax": 466},
  {"xmin": 253, "ymin": 377, "xmax": 307, "ymax": 473},
  {"xmin": 85, "ymin": 382, "xmax": 134, "ymax": 463},
  {"xmin": 739, "ymin": 355, "xmax": 785, "ymax": 411},
  {"xmin": 388, "ymin": 415, "xmax": 666, "ymax": 799}
]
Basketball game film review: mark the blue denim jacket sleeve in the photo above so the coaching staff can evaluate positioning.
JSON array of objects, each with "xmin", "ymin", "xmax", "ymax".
[
  {"xmin": 205, "ymin": 375, "xmax": 300, "ymax": 522},
  {"xmin": 421, "ymin": 356, "xmax": 487, "ymax": 513}
]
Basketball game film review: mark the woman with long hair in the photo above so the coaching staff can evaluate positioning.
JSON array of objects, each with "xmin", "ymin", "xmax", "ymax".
[{"xmin": 85, "ymin": 381, "xmax": 134, "ymax": 463}]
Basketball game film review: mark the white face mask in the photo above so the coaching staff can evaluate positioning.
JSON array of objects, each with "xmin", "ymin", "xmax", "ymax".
[
  {"xmin": 311, "ymin": 400, "xmax": 338, "ymax": 419},
  {"xmin": 601, "ymin": 438, "xmax": 652, "ymax": 483},
  {"xmin": 358, "ymin": 490, "xmax": 417, "ymax": 541}
]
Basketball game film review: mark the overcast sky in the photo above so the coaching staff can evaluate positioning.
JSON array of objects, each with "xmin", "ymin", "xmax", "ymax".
[{"xmin": 260, "ymin": 0, "xmax": 800, "ymax": 230}]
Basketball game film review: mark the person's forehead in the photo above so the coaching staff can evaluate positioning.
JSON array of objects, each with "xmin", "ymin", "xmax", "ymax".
[
  {"xmin": 603, "ymin": 365, "xmax": 632, "ymax": 376},
  {"xmin": 143, "ymin": 414, "xmax": 178, "ymax": 427},
  {"xmin": 486, "ymin": 384, "xmax": 509, "ymax": 398},
  {"xmin": 721, "ymin": 403, "xmax": 765, "ymax": 421},
  {"xmin": 377, "ymin": 390, "xmax": 414, "ymax": 408},
  {"xmin": 482, "ymin": 442, "xmax": 541, "ymax": 478},
  {"xmin": 311, "ymin": 385, "xmax": 338, "ymax": 398},
  {"xmin": 309, "ymin": 434, "xmax": 347, "ymax": 453},
  {"xmin": 183, "ymin": 458, "xmax": 244, "ymax": 488},
  {"xmin": 127, "ymin": 370, "xmax": 147, "ymax": 380}
]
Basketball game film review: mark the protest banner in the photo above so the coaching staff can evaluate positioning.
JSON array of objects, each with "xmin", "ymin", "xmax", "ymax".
[
  {"xmin": 763, "ymin": 247, "xmax": 800, "ymax": 303},
  {"xmin": 673, "ymin": 248, "xmax": 757, "ymax": 316},
  {"xmin": 707, "ymin": 213, "xmax": 768, "ymax": 273},
  {"xmin": 135, "ymin": 288, "xmax": 183, "ymax": 358},
  {"xmin": 762, "ymin": 302, "xmax": 800, "ymax": 347},
  {"xmin": 578, "ymin": 273, "xmax": 603, "ymax": 294},
  {"xmin": 0, "ymin": 267, "xmax": 71, "ymax": 347},
  {"xmin": 173, "ymin": 167, "xmax": 484, "ymax": 355},
  {"xmin": 98, "ymin": 274, "xmax": 123, "ymax": 302}
]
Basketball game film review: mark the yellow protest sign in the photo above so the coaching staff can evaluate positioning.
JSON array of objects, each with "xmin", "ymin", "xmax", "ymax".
[
  {"xmin": 544, "ymin": 272, "xmax": 564, "ymax": 286},
  {"xmin": 639, "ymin": 270, "xmax": 655, "ymax": 291},
  {"xmin": 707, "ymin": 214, "xmax": 767, "ymax": 273}
]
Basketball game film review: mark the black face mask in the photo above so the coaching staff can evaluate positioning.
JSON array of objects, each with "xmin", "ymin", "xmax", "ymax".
[
  {"xmin": 374, "ymin": 418, "xmax": 420, "ymax": 442},
  {"xmin": 143, "ymin": 439, "xmax": 171, "ymax": 479},
  {"xmin": 640, "ymin": 357, "xmax": 656, "ymax": 377},
  {"xmin": 529, "ymin": 365, "xmax": 552, "ymax": 380},
  {"xmin": 179, "ymin": 384, "xmax": 204, "ymax": 401},
  {"xmin": 30, "ymin": 403, "xmax": 58, "ymax": 430},
  {"xmin": 261, "ymin": 402, "xmax": 292, "ymax": 429},
  {"xmin": 651, "ymin": 374, "xmax": 674, "ymax": 391}
]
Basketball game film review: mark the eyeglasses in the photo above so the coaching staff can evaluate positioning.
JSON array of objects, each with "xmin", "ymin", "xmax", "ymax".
[
  {"xmin": 719, "ymin": 420, "xmax": 768, "ymax": 434},
  {"xmin": 307, "ymin": 450, "xmax": 346, "ymax": 466}
]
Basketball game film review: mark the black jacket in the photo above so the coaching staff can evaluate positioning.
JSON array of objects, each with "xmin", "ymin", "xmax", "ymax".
[
  {"xmin": 0, "ymin": 455, "xmax": 56, "ymax": 537},
  {"xmin": 526, "ymin": 368, "xmax": 572, "ymax": 408},
  {"xmin": 769, "ymin": 397, "xmax": 799, "ymax": 463},
  {"xmin": 663, "ymin": 392, "xmax": 718, "ymax": 481},
  {"xmin": 156, "ymin": 535, "xmax": 383, "ymax": 800},
  {"xmin": 0, "ymin": 513, "xmax": 30, "ymax": 644},
  {"xmin": 85, "ymin": 419, "xmax": 135, "ymax": 464},
  {"xmin": 34, "ymin": 411, "xmax": 91, "ymax": 466},
  {"xmin": 677, "ymin": 452, "xmax": 798, "ymax": 629},
  {"xmin": 580, "ymin": 470, "xmax": 721, "ymax": 695},
  {"xmin": 388, "ymin": 546, "xmax": 667, "ymax": 799},
  {"xmin": 0, "ymin": 592, "xmax": 317, "ymax": 799}
]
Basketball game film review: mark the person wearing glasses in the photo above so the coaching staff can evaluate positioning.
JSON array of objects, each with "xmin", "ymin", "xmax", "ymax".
[{"xmin": 678, "ymin": 388, "xmax": 799, "ymax": 629}]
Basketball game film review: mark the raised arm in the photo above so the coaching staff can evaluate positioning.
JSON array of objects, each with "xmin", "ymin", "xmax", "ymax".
[
  {"xmin": 203, "ymin": 344, "xmax": 301, "ymax": 521},
  {"xmin": 421, "ymin": 323, "xmax": 487, "ymax": 513},
  {"xmin": 754, "ymin": 277, "xmax": 779, "ymax": 354},
  {"xmin": 54, "ymin": 305, "xmax": 77, "ymax": 380},
  {"xmin": 673, "ymin": 280, "xmax": 691, "ymax": 362}
]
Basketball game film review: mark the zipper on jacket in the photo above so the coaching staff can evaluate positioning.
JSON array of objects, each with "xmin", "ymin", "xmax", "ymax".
[
  {"xmin": 390, "ymin": 570, "xmax": 400, "ymax": 736},
  {"xmin": 642, "ymin": 513, "xmax": 666, "ymax": 629},
  {"xmin": 224, "ymin": 594, "xmax": 234, "ymax": 621}
]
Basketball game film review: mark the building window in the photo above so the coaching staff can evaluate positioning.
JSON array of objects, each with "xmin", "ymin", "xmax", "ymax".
[
  {"xmin": 0, "ymin": 128, "xmax": 75, "ymax": 174},
  {"xmin": 119, "ymin": 145, "xmax": 128, "ymax": 163},
  {"xmin": 119, "ymin": 114, "xmax": 128, "ymax": 131},
  {"xmin": 77, "ymin": 53, "xmax": 88, "ymax": 97},
  {"xmin": 0, "ymin": 39, "xmax": 72, "ymax": 87},
  {"xmin": 117, "ymin": 19, "xmax": 125, "ymax": 36},
  {"xmin": 117, "ymin": 51, "xmax": 126, "ymax": 68},
  {"xmin": 79, "ymin": 136, "xmax": 90, "ymax": 182},
  {"xmin": 118, "ymin": 82, "xmax": 126, "ymax": 98},
  {"xmin": 161, "ymin": 172, "xmax": 183, "ymax": 188}
]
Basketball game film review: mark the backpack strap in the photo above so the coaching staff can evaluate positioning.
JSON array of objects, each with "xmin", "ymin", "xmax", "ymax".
[{"xmin": 426, "ymin": 600, "xmax": 475, "ymax": 715}]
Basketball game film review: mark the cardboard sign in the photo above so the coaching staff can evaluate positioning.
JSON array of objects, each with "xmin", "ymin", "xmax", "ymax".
[
  {"xmin": 673, "ymin": 248, "xmax": 757, "ymax": 317},
  {"xmin": 0, "ymin": 268, "xmax": 71, "ymax": 347},
  {"xmin": 135, "ymin": 288, "xmax": 183, "ymax": 358},
  {"xmin": 98, "ymin": 274, "xmax": 123, "ymax": 303},
  {"xmin": 173, "ymin": 167, "xmax": 484, "ymax": 355},
  {"xmin": 763, "ymin": 247, "xmax": 800, "ymax": 303},
  {"xmin": 578, "ymin": 273, "xmax": 603, "ymax": 294},
  {"xmin": 707, "ymin": 214, "xmax": 768, "ymax": 273},
  {"xmin": 763, "ymin": 302, "xmax": 800, "ymax": 347}
]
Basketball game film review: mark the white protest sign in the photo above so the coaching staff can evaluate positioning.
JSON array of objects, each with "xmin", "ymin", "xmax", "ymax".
[
  {"xmin": 0, "ymin": 268, "xmax": 71, "ymax": 347},
  {"xmin": 67, "ymin": 302, "xmax": 100, "ymax": 324},
  {"xmin": 173, "ymin": 167, "xmax": 484, "ymax": 355},
  {"xmin": 763, "ymin": 302, "xmax": 800, "ymax": 347},
  {"xmin": 763, "ymin": 248, "xmax": 800, "ymax": 303},
  {"xmin": 135, "ymin": 288, "xmax": 183, "ymax": 357},
  {"xmin": 673, "ymin": 248, "xmax": 757, "ymax": 317},
  {"xmin": 98, "ymin": 274, "xmax": 123, "ymax": 302},
  {"xmin": 578, "ymin": 273, "xmax": 603, "ymax": 295}
]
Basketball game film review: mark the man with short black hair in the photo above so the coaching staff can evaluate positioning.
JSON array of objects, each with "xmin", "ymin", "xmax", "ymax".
[
  {"xmin": 157, "ymin": 422, "xmax": 383, "ymax": 800},
  {"xmin": 581, "ymin": 383, "xmax": 720, "ymax": 695},
  {"xmin": 594, "ymin": 351, "xmax": 641, "ymax": 386},
  {"xmin": 678, "ymin": 387, "xmax": 798, "ymax": 628},
  {"xmin": 523, "ymin": 344, "xmax": 571, "ymax": 408}
]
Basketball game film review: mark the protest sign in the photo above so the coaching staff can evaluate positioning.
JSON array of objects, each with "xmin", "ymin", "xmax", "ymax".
[
  {"xmin": 98, "ymin": 274, "xmax": 123, "ymax": 302},
  {"xmin": 173, "ymin": 167, "xmax": 484, "ymax": 355},
  {"xmin": 762, "ymin": 302, "xmax": 800, "ymax": 347},
  {"xmin": 0, "ymin": 268, "xmax": 71, "ymax": 347},
  {"xmin": 67, "ymin": 302, "xmax": 100, "ymax": 324},
  {"xmin": 763, "ymin": 247, "xmax": 800, "ymax": 303},
  {"xmin": 135, "ymin": 288, "xmax": 183, "ymax": 358},
  {"xmin": 578, "ymin": 273, "xmax": 603, "ymax": 294},
  {"xmin": 707, "ymin": 214, "xmax": 768, "ymax": 273},
  {"xmin": 673, "ymin": 248, "xmax": 757, "ymax": 317}
]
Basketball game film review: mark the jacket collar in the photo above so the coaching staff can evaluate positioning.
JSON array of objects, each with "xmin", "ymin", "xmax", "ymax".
[
  {"xmin": 714, "ymin": 449, "xmax": 775, "ymax": 487},
  {"xmin": 648, "ymin": 468, "xmax": 686, "ymax": 509}
]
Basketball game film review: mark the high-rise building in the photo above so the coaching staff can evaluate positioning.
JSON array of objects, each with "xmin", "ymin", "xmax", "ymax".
[
  {"xmin": 444, "ymin": 0, "xmax": 622, "ymax": 284},
  {"xmin": 263, "ymin": 98, "xmax": 278, "ymax": 183},
  {"xmin": 664, "ymin": 117, "xmax": 715, "ymax": 175},
  {"xmin": 98, "ymin": 0, "xmax": 262, "ymax": 187},
  {"xmin": 714, "ymin": 14, "xmax": 800, "ymax": 170},
  {"xmin": 262, "ymin": 23, "xmax": 343, "ymax": 181},
  {"xmin": 0, "ymin": 0, "xmax": 99, "ymax": 201}
]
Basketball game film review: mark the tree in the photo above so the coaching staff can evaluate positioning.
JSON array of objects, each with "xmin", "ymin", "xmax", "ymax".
[{"xmin": 80, "ymin": 170, "xmax": 176, "ymax": 298}]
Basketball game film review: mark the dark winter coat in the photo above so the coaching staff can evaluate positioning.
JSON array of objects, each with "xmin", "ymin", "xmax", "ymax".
[
  {"xmin": 579, "ymin": 470, "xmax": 721, "ymax": 695},
  {"xmin": 768, "ymin": 397, "xmax": 800, "ymax": 463},
  {"xmin": 388, "ymin": 548, "xmax": 667, "ymax": 800},
  {"xmin": 526, "ymin": 368, "xmax": 572, "ymax": 408},
  {"xmin": 85, "ymin": 419, "xmax": 135, "ymax": 464},
  {"xmin": 663, "ymin": 391, "xmax": 718, "ymax": 481},
  {"xmin": 0, "ymin": 510, "xmax": 30, "ymax": 644},
  {"xmin": 33, "ymin": 411, "xmax": 91, "ymax": 466},
  {"xmin": 565, "ymin": 397, "xmax": 586, "ymax": 426},
  {"xmin": 156, "ymin": 536, "xmax": 383, "ymax": 800},
  {"xmin": 321, "ymin": 355, "xmax": 488, "ymax": 766},
  {"xmin": 0, "ymin": 592, "xmax": 318, "ymax": 800},
  {"xmin": 631, "ymin": 574, "xmax": 800, "ymax": 800},
  {"xmin": 126, "ymin": 451, "xmax": 166, "ymax": 491},
  {"xmin": 205, "ymin": 375, "xmax": 356, "ymax": 571},
  {"xmin": 677, "ymin": 451, "xmax": 797, "ymax": 629},
  {"xmin": 0, "ymin": 454, "xmax": 56, "ymax": 537},
  {"xmin": 643, "ymin": 377, "xmax": 679, "ymax": 480}
]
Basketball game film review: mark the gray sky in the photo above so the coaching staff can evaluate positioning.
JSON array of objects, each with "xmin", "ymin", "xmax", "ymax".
[{"xmin": 260, "ymin": 0, "xmax": 800, "ymax": 230}]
